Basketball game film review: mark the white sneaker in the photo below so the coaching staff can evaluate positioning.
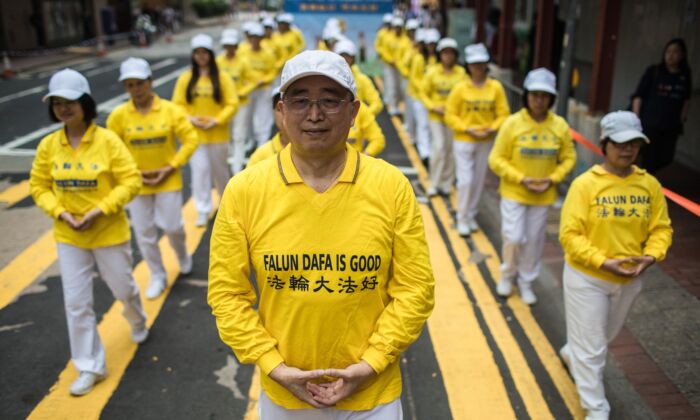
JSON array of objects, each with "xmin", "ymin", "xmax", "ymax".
[
  {"xmin": 496, "ymin": 278, "xmax": 513, "ymax": 297},
  {"xmin": 179, "ymin": 254, "xmax": 193, "ymax": 275},
  {"xmin": 457, "ymin": 222, "xmax": 471, "ymax": 236},
  {"xmin": 559, "ymin": 344, "xmax": 572, "ymax": 372},
  {"xmin": 467, "ymin": 219, "xmax": 480, "ymax": 232},
  {"xmin": 70, "ymin": 371, "xmax": 105, "ymax": 396},
  {"xmin": 520, "ymin": 283, "xmax": 538, "ymax": 305},
  {"xmin": 426, "ymin": 186, "xmax": 439, "ymax": 197},
  {"xmin": 145, "ymin": 279, "xmax": 166, "ymax": 300},
  {"xmin": 131, "ymin": 326, "xmax": 149, "ymax": 344},
  {"xmin": 195, "ymin": 212, "xmax": 208, "ymax": 227}
]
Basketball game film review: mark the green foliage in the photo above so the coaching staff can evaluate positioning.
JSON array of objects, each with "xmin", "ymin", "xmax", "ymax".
[{"xmin": 192, "ymin": 0, "xmax": 230, "ymax": 18}]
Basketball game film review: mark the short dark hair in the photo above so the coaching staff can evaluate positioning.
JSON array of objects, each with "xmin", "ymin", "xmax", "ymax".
[
  {"xmin": 48, "ymin": 94, "xmax": 97, "ymax": 123},
  {"xmin": 464, "ymin": 62, "xmax": 490, "ymax": 76},
  {"xmin": 521, "ymin": 89, "xmax": 555, "ymax": 111},
  {"xmin": 271, "ymin": 92, "xmax": 281, "ymax": 109}
]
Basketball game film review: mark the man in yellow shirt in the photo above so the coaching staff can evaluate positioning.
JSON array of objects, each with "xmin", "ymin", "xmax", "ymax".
[
  {"xmin": 208, "ymin": 50, "xmax": 434, "ymax": 418},
  {"xmin": 276, "ymin": 13, "xmax": 305, "ymax": 57},
  {"xmin": 244, "ymin": 23, "xmax": 278, "ymax": 149},
  {"xmin": 381, "ymin": 16, "xmax": 403, "ymax": 116},
  {"xmin": 333, "ymin": 39, "xmax": 384, "ymax": 116},
  {"xmin": 397, "ymin": 19, "xmax": 419, "ymax": 138}
]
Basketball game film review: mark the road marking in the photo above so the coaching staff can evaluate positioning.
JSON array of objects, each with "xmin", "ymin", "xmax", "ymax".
[
  {"xmin": 0, "ymin": 64, "xmax": 187, "ymax": 153},
  {"xmin": 0, "ymin": 230, "xmax": 56, "ymax": 311},
  {"xmin": 28, "ymin": 195, "xmax": 214, "ymax": 419},
  {"xmin": 0, "ymin": 85, "xmax": 46, "ymax": 105},
  {"xmin": 0, "ymin": 321, "xmax": 34, "ymax": 333},
  {"xmin": 396, "ymin": 165, "xmax": 418, "ymax": 176},
  {"xmin": 0, "ymin": 180, "xmax": 30, "ymax": 206},
  {"xmin": 243, "ymin": 367, "xmax": 261, "ymax": 420},
  {"xmin": 84, "ymin": 63, "xmax": 122, "ymax": 77},
  {"xmin": 214, "ymin": 355, "xmax": 246, "ymax": 399}
]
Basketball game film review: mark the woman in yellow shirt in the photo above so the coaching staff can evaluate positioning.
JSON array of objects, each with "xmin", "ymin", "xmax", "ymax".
[
  {"xmin": 172, "ymin": 34, "xmax": 238, "ymax": 227},
  {"xmin": 107, "ymin": 57, "xmax": 199, "ymax": 300},
  {"xmin": 421, "ymin": 37, "xmax": 467, "ymax": 196},
  {"xmin": 333, "ymin": 39, "xmax": 384, "ymax": 116},
  {"xmin": 488, "ymin": 68, "xmax": 576, "ymax": 305},
  {"xmin": 409, "ymin": 28, "xmax": 439, "ymax": 166},
  {"xmin": 445, "ymin": 43, "xmax": 510, "ymax": 236},
  {"xmin": 30, "ymin": 69, "xmax": 146, "ymax": 396},
  {"xmin": 559, "ymin": 111, "xmax": 672, "ymax": 420}
]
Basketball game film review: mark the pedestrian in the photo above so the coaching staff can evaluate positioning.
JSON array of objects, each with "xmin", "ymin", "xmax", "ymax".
[
  {"xmin": 346, "ymin": 101, "xmax": 386, "ymax": 156},
  {"xmin": 333, "ymin": 39, "xmax": 384, "ymax": 116},
  {"xmin": 408, "ymin": 28, "xmax": 439, "ymax": 168},
  {"xmin": 396, "ymin": 19, "xmax": 420, "ymax": 138},
  {"xmin": 488, "ymin": 68, "xmax": 576, "ymax": 305},
  {"xmin": 445, "ymin": 43, "xmax": 510, "ymax": 236},
  {"xmin": 107, "ymin": 58, "xmax": 199, "ymax": 299},
  {"xmin": 559, "ymin": 111, "xmax": 672, "ymax": 420},
  {"xmin": 247, "ymin": 87, "xmax": 288, "ymax": 166},
  {"xmin": 29, "ymin": 69, "xmax": 147, "ymax": 396},
  {"xmin": 208, "ymin": 50, "xmax": 435, "ymax": 419},
  {"xmin": 216, "ymin": 29, "xmax": 261, "ymax": 174},
  {"xmin": 276, "ymin": 13, "xmax": 305, "ymax": 58},
  {"xmin": 631, "ymin": 38, "xmax": 692, "ymax": 173},
  {"xmin": 421, "ymin": 37, "xmax": 467, "ymax": 197},
  {"xmin": 172, "ymin": 34, "xmax": 238, "ymax": 227}
]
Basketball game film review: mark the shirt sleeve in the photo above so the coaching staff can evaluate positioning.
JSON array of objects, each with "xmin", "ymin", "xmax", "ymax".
[
  {"xmin": 642, "ymin": 178, "xmax": 673, "ymax": 261},
  {"xmin": 239, "ymin": 62, "xmax": 262, "ymax": 99},
  {"xmin": 361, "ymin": 113, "xmax": 386, "ymax": 156},
  {"xmin": 549, "ymin": 127, "xmax": 577, "ymax": 184},
  {"xmin": 208, "ymin": 181, "xmax": 285, "ymax": 375},
  {"xmin": 420, "ymin": 71, "xmax": 435, "ymax": 111},
  {"xmin": 96, "ymin": 134, "xmax": 142, "ymax": 215},
  {"xmin": 559, "ymin": 177, "xmax": 608, "ymax": 269},
  {"xmin": 214, "ymin": 75, "xmax": 239, "ymax": 125},
  {"xmin": 444, "ymin": 84, "xmax": 466, "ymax": 132},
  {"xmin": 171, "ymin": 73, "xmax": 188, "ymax": 108},
  {"xmin": 169, "ymin": 105, "xmax": 200, "ymax": 168},
  {"xmin": 488, "ymin": 120, "xmax": 525, "ymax": 184},
  {"xmin": 360, "ymin": 176, "xmax": 435, "ymax": 374},
  {"xmin": 105, "ymin": 109, "xmax": 123, "ymax": 139},
  {"xmin": 30, "ymin": 136, "xmax": 66, "ymax": 219},
  {"xmin": 490, "ymin": 82, "xmax": 511, "ymax": 131},
  {"xmin": 358, "ymin": 74, "xmax": 384, "ymax": 116}
]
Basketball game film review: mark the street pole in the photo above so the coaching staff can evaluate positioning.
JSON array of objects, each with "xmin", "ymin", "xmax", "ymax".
[{"xmin": 556, "ymin": 0, "xmax": 580, "ymax": 117}]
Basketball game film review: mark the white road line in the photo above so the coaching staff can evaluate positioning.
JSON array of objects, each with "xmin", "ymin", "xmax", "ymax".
[
  {"xmin": 396, "ymin": 166, "xmax": 419, "ymax": 176},
  {"xmin": 0, "ymin": 86, "xmax": 46, "ymax": 105},
  {"xmin": 0, "ymin": 148, "xmax": 41, "ymax": 157},
  {"xmin": 84, "ymin": 62, "xmax": 122, "ymax": 77},
  {"xmin": 0, "ymin": 65, "xmax": 188, "ymax": 153}
]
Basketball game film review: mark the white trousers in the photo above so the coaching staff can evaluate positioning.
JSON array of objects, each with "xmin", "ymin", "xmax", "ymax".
[
  {"xmin": 128, "ymin": 191, "xmax": 188, "ymax": 283},
  {"xmin": 401, "ymin": 80, "xmax": 415, "ymax": 139},
  {"xmin": 562, "ymin": 263, "xmax": 643, "ymax": 419},
  {"xmin": 259, "ymin": 391, "xmax": 403, "ymax": 420},
  {"xmin": 248, "ymin": 87, "xmax": 273, "ymax": 147},
  {"xmin": 382, "ymin": 63, "xmax": 399, "ymax": 114},
  {"xmin": 57, "ymin": 242, "xmax": 147, "ymax": 375},
  {"xmin": 231, "ymin": 102, "xmax": 253, "ymax": 174},
  {"xmin": 499, "ymin": 198, "xmax": 549, "ymax": 285},
  {"xmin": 453, "ymin": 140, "xmax": 493, "ymax": 225},
  {"xmin": 428, "ymin": 120, "xmax": 455, "ymax": 192},
  {"xmin": 412, "ymin": 98, "xmax": 431, "ymax": 159},
  {"xmin": 190, "ymin": 142, "xmax": 230, "ymax": 215}
]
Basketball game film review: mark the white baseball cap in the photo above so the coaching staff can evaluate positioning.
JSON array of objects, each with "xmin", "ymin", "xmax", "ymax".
[
  {"xmin": 262, "ymin": 17, "xmax": 276, "ymax": 28},
  {"xmin": 43, "ymin": 68, "xmax": 91, "ymax": 102},
  {"xmin": 277, "ymin": 13, "xmax": 293, "ymax": 23},
  {"xmin": 247, "ymin": 22, "xmax": 265, "ymax": 37},
  {"xmin": 405, "ymin": 19, "xmax": 420, "ymax": 30},
  {"xmin": 600, "ymin": 111, "xmax": 650, "ymax": 143},
  {"xmin": 280, "ymin": 50, "xmax": 356, "ymax": 98},
  {"xmin": 334, "ymin": 39, "xmax": 357, "ymax": 57},
  {"xmin": 118, "ymin": 57, "xmax": 152, "ymax": 81},
  {"xmin": 415, "ymin": 28, "xmax": 426, "ymax": 43},
  {"xmin": 220, "ymin": 29, "xmax": 240, "ymax": 46},
  {"xmin": 191, "ymin": 33, "xmax": 213, "ymax": 51},
  {"xmin": 391, "ymin": 17, "xmax": 404, "ymax": 27},
  {"xmin": 437, "ymin": 37, "xmax": 458, "ymax": 52},
  {"xmin": 424, "ymin": 29, "xmax": 441, "ymax": 44},
  {"xmin": 325, "ymin": 18, "xmax": 340, "ymax": 30},
  {"xmin": 322, "ymin": 26, "xmax": 342, "ymax": 41},
  {"xmin": 241, "ymin": 21, "xmax": 255, "ymax": 33},
  {"xmin": 382, "ymin": 13, "xmax": 393, "ymax": 24},
  {"xmin": 524, "ymin": 68, "xmax": 557, "ymax": 95},
  {"xmin": 464, "ymin": 43, "xmax": 490, "ymax": 64}
]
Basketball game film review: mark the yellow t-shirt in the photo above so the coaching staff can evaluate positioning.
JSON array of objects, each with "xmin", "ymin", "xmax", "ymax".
[
  {"xmin": 488, "ymin": 108, "xmax": 576, "ymax": 206},
  {"xmin": 560, "ymin": 165, "xmax": 673, "ymax": 284},
  {"xmin": 395, "ymin": 37, "xmax": 415, "ymax": 78},
  {"xmin": 30, "ymin": 123, "xmax": 141, "ymax": 248},
  {"xmin": 171, "ymin": 69, "xmax": 238, "ymax": 144},
  {"xmin": 407, "ymin": 54, "xmax": 437, "ymax": 98},
  {"xmin": 106, "ymin": 95, "xmax": 199, "ymax": 195},
  {"xmin": 208, "ymin": 144, "xmax": 435, "ymax": 410},
  {"xmin": 352, "ymin": 65, "xmax": 383, "ymax": 116},
  {"xmin": 244, "ymin": 48, "xmax": 278, "ymax": 88},
  {"xmin": 247, "ymin": 133, "xmax": 284, "ymax": 166},
  {"xmin": 420, "ymin": 64, "xmax": 468, "ymax": 121},
  {"xmin": 347, "ymin": 103, "xmax": 385, "ymax": 156},
  {"xmin": 444, "ymin": 77, "xmax": 511, "ymax": 142},
  {"xmin": 216, "ymin": 53, "xmax": 260, "ymax": 105},
  {"xmin": 374, "ymin": 27, "xmax": 390, "ymax": 63}
]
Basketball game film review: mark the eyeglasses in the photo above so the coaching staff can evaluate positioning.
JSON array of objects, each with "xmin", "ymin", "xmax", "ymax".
[{"xmin": 283, "ymin": 97, "xmax": 349, "ymax": 114}]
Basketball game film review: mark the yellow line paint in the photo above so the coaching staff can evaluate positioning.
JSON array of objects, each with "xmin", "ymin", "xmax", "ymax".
[
  {"xmin": 28, "ymin": 195, "xmax": 215, "ymax": 420},
  {"xmin": 372, "ymin": 75, "xmax": 385, "ymax": 94},
  {"xmin": 0, "ymin": 180, "xmax": 30, "ymax": 207},
  {"xmin": 421, "ymin": 203, "xmax": 516, "ymax": 419},
  {"xmin": 243, "ymin": 367, "xmax": 261, "ymax": 420},
  {"xmin": 0, "ymin": 230, "xmax": 56, "ymax": 310}
]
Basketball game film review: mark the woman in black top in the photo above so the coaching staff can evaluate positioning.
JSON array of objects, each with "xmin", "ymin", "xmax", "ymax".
[{"xmin": 631, "ymin": 38, "xmax": 691, "ymax": 173}]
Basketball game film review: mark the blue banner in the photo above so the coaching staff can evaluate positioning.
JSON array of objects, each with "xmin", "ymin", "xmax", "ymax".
[{"xmin": 284, "ymin": 0, "xmax": 393, "ymax": 14}]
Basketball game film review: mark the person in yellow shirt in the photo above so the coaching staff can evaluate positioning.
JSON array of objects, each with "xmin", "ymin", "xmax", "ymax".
[
  {"xmin": 488, "ymin": 68, "xmax": 576, "ymax": 305},
  {"xmin": 409, "ymin": 28, "xmax": 439, "ymax": 166},
  {"xmin": 107, "ymin": 57, "xmax": 199, "ymax": 299},
  {"xmin": 208, "ymin": 50, "xmax": 434, "ymax": 418},
  {"xmin": 172, "ymin": 34, "xmax": 238, "ymax": 227},
  {"xmin": 347, "ymin": 102, "xmax": 386, "ymax": 156},
  {"xmin": 397, "ymin": 19, "xmax": 419, "ymax": 138},
  {"xmin": 374, "ymin": 13, "xmax": 393, "ymax": 65},
  {"xmin": 216, "ymin": 29, "xmax": 261, "ymax": 174},
  {"xmin": 333, "ymin": 39, "xmax": 384, "ymax": 116},
  {"xmin": 559, "ymin": 111, "xmax": 672, "ymax": 420},
  {"xmin": 381, "ymin": 16, "xmax": 403, "ymax": 116},
  {"xmin": 247, "ymin": 87, "xmax": 288, "ymax": 166},
  {"xmin": 276, "ymin": 13, "xmax": 305, "ymax": 57},
  {"xmin": 261, "ymin": 17, "xmax": 287, "ymax": 75},
  {"xmin": 421, "ymin": 37, "xmax": 467, "ymax": 196},
  {"xmin": 243, "ymin": 23, "xmax": 278, "ymax": 149},
  {"xmin": 445, "ymin": 43, "xmax": 510, "ymax": 236},
  {"xmin": 30, "ymin": 69, "xmax": 147, "ymax": 397}
]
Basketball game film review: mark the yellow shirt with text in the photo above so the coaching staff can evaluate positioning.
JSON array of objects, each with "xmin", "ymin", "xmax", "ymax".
[
  {"xmin": 216, "ymin": 53, "xmax": 260, "ymax": 105},
  {"xmin": 420, "ymin": 65, "xmax": 468, "ymax": 121},
  {"xmin": 445, "ymin": 77, "xmax": 511, "ymax": 142}
]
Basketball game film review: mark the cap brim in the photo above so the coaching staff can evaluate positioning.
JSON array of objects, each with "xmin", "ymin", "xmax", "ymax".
[
  {"xmin": 609, "ymin": 130, "xmax": 650, "ymax": 144},
  {"xmin": 280, "ymin": 71, "xmax": 355, "ymax": 97},
  {"xmin": 466, "ymin": 55, "xmax": 490, "ymax": 64},
  {"xmin": 118, "ymin": 72, "xmax": 151, "ymax": 81},
  {"xmin": 42, "ymin": 89, "xmax": 84, "ymax": 103},
  {"xmin": 525, "ymin": 82, "xmax": 557, "ymax": 95}
]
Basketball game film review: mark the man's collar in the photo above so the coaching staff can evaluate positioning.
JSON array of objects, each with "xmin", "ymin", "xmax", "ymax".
[{"xmin": 277, "ymin": 143, "xmax": 360, "ymax": 185}]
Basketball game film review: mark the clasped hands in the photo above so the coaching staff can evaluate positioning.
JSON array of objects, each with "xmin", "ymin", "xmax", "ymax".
[
  {"xmin": 268, "ymin": 360, "xmax": 376, "ymax": 408},
  {"xmin": 141, "ymin": 165, "xmax": 175, "ymax": 186},
  {"xmin": 189, "ymin": 116, "xmax": 217, "ymax": 130},
  {"xmin": 59, "ymin": 208, "xmax": 103, "ymax": 231},
  {"xmin": 602, "ymin": 255, "xmax": 655, "ymax": 278},
  {"xmin": 521, "ymin": 177, "xmax": 552, "ymax": 194},
  {"xmin": 465, "ymin": 127, "xmax": 496, "ymax": 140}
]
